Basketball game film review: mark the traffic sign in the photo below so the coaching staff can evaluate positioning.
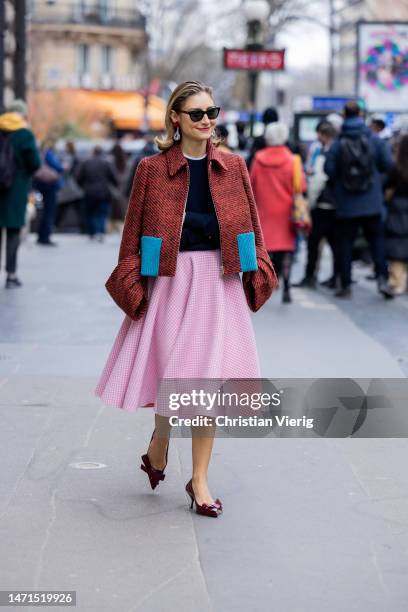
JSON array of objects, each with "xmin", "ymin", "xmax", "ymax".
[{"xmin": 223, "ymin": 49, "xmax": 285, "ymax": 71}]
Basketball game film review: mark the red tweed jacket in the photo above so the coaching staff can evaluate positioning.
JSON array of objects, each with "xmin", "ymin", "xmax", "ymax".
[{"xmin": 106, "ymin": 140, "xmax": 278, "ymax": 320}]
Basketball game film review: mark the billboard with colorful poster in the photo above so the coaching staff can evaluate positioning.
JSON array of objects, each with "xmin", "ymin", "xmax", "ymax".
[{"xmin": 357, "ymin": 22, "xmax": 408, "ymax": 112}]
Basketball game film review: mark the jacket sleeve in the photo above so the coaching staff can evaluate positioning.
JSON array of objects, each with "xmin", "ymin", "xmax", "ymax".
[
  {"xmin": 323, "ymin": 139, "xmax": 339, "ymax": 180},
  {"xmin": 107, "ymin": 161, "xmax": 119, "ymax": 187},
  {"xmin": 45, "ymin": 149, "xmax": 64, "ymax": 174},
  {"xmin": 105, "ymin": 156, "xmax": 149, "ymax": 320},
  {"xmin": 375, "ymin": 137, "xmax": 393, "ymax": 174},
  {"xmin": 237, "ymin": 155, "xmax": 279, "ymax": 312},
  {"xmin": 75, "ymin": 161, "xmax": 84, "ymax": 186}
]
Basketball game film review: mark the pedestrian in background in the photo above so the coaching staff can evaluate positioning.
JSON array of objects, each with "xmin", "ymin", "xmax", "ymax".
[
  {"xmin": 383, "ymin": 134, "xmax": 408, "ymax": 294},
  {"xmin": 324, "ymin": 100, "xmax": 394, "ymax": 299},
  {"xmin": 216, "ymin": 124, "xmax": 232, "ymax": 153},
  {"xmin": 125, "ymin": 131, "xmax": 157, "ymax": 197},
  {"xmin": 246, "ymin": 106, "xmax": 279, "ymax": 169},
  {"xmin": 64, "ymin": 140, "xmax": 80, "ymax": 176},
  {"xmin": 250, "ymin": 121, "xmax": 306, "ymax": 303},
  {"xmin": 0, "ymin": 99, "xmax": 41, "ymax": 287},
  {"xmin": 33, "ymin": 137, "xmax": 64, "ymax": 246},
  {"xmin": 297, "ymin": 120, "xmax": 338, "ymax": 289},
  {"xmin": 369, "ymin": 115, "xmax": 393, "ymax": 142},
  {"xmin": 109, "ymin": 142, "xmax": 128, "ymax": 232},
  {"xmin": 235, "ymin": 120, "xmax": 248, "ymax": 151},
  {"xmin": 95, "ymin": 80, "xmax": 277, "ymax": 518},
  {"xmin": 76, "ymin": 145, "xmax": 118, "ymax": 242},
  {"xmin": 57, "ymin": 140, "xmax": 85, "ymax": 232}
]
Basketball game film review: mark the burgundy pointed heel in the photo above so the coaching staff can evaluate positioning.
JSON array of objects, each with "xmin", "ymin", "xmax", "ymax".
[
  {"xmin": 140, "ymin": 431, "xmax": 169, "ymax": 490},
  {"xmin": 185, "ymin": 479, "xmax": 222, "ymax": 517}
]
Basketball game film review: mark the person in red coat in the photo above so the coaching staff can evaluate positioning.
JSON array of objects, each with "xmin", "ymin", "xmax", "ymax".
[{"xmin": 250, "ymin": 122, "xmax": 306, "ymax": 303}]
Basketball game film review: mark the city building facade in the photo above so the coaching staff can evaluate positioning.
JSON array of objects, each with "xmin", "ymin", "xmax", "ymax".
[
  {"xmin": 1, "ymin": 0, "xmax": 17, "ymax": 109},
  {"xmin": 28, "ymin": 0, "xmax": 148, "ymax": 92}
]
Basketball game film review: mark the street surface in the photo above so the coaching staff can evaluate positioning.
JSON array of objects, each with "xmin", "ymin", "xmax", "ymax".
[{"xmin": 1, "ymin": 234, "xmax": 407, "ymax": 612}]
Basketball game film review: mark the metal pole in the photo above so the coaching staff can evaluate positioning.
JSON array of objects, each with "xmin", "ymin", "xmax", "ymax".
[
  {"xmin": 246, "ymin": 18, "xmax": 262, "ymax": 140},
  {"xmin": 0, "ymin": 0, "xmax": 5, "ymax": 111},
  {"xmin": 328, "ymin": 0, "xmax": 335, "ymax": 92},
  {"xmin": 14, "ymin": 0, "xmax": 26, "ymax": 100},
  {"xmin": 248, "ymin": 71, "xmax": 258, "ymax": 139}
]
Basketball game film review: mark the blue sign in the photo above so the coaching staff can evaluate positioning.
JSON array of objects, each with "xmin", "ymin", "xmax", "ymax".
[
  {"xmin": 384, "ymin": 112, "xmax": 396, "ymax": 127},
  {"xmin": 312, "ymin": 97, "xmax": 364, "ymax": 111},
  {"xmin": 237, "ymin": 111, "xmax": 263, "ymax": 122}
]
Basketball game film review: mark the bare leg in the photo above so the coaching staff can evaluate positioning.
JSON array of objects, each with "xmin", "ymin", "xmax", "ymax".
[
  {"xmin": 147, "ymin": 414, "xmax": 171, "ymax": 470},
  {"xmin": 191, "ymin": 419, "xmax": 216, "ymax": 505}
]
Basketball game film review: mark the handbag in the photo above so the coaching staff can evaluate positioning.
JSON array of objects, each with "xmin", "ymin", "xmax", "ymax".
[
  {"xmin": 33, "ymin": 161, "xmax": 59, "ymax": 184},
  {"xmin": 292, "ymin": 154, "xmax": 311, "ymax": 234},
  {"xmin": 58, "ymin": 174, "xmax": 84, "ymax": 204}
]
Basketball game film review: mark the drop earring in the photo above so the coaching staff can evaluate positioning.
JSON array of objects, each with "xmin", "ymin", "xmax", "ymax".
[{"xmin": 173, "ymin": 125, "xmax": 181, "ymax": 141}]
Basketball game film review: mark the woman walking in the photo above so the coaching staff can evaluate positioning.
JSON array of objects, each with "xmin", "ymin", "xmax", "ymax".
[
  {"xmin": 0, "ymin": 99, "xmax": 41, "ymax": 287},
  {"xmin": 95, "ymin": 81, "xmax": 277, "ymax": 517},
  {"xmin": 34, "ymin": 137, "xmax": 64, "ymax": 246},
  {"xmin": 250, "ymin": 122, "xmax": 306, "ymax": 303},
  {"xmin": 76, "ymin": 145, "xmax": 118, "ymax": 242}
]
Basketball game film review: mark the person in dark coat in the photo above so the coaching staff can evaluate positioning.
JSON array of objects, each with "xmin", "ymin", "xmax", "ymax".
[
  {"xmin": 0, "ymin": 99, "xmax": 41, "ymax": 288},
  {"xmin": 246, "ymin": 107, "xmax": 279, "ymax": 169},
  {"xmin": 324, "ymin": 101, "xmax": 394, "ymax": 299},
  {"xmin": 384, "ymin": 134, "xmax": 408, "ymax": 294},
  {"xmin": 33, "ymin": 137, "xmax": 65, "ymax": 246},
  {"xmin": 76, "ymin": 145, "xmax": 118, "ymax": 242},
  {"xmin": 235, "ymin": 120, "xmax": 248, "ymax": 151},
  {"xmin": 109, "ymin": 142, "xmax": 128, "ymax": 230},
  {"xmin": 125, "ymin": 133, "xmax": 157, "ymax": 197}
]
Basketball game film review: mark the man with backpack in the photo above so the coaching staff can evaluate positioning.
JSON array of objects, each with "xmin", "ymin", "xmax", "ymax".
[
  {"xmin": 0, "ymin": 99, "xmax": 41, "ymax": 288},
  {"xmin": 324, "ymin": 100, "xmax": 394, "ymax": 299}
]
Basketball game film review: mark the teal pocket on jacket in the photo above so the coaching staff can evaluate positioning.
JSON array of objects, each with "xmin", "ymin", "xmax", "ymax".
[
  {"xmin": 237, "ymin": 231, "xmax": 258, "ymax": 272},
  {"xmin": 140, "ymin": 236, "xmax": 162, "ymax": 276}
]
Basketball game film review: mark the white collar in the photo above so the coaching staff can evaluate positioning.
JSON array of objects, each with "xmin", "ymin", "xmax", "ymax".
[{"xmin": 183, "ymin": 153, "xmax": 207, "ymax": 160}]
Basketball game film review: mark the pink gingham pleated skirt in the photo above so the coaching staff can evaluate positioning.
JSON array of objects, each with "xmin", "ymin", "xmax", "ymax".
[{"xmin": 94, "ymin": 249, "xmax": 261, "ymax": 412}]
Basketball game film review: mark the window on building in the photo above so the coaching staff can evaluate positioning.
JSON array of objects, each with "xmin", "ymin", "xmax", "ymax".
[
  {"xmin": 101, "ymin": 45, "xmax": 113, "ymax": 75},
  {"xmin": 74, "ymin": 0, "xmax": 87, "ymax": 21},
  {"xmin": 99, "ymin": 0, "xmax": 113, "ymax": 22},
  {"xmin": 77, "ymin": 44, "xmax": 90, "ymax": 75}
]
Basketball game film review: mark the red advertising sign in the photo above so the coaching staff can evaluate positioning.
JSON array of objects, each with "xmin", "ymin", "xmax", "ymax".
[{"xmin": 223, "ymin": 48, "xmax": 285, "ymax": 71}]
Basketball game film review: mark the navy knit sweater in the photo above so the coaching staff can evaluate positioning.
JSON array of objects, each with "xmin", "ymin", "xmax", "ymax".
[{"xmin": 179, "ymin": 154, "xmax": 221, "ymax": 251}]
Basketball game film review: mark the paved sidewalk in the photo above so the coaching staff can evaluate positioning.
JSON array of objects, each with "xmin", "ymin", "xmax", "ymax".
[{"xmin": 0, "ymin": 235, "xmax": 407, "ymax": 611}]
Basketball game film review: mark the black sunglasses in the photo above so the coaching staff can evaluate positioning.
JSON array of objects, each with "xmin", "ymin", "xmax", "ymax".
[{"xmin": 179, "ymin": 106, "xmax": 221, "ymax": 122}]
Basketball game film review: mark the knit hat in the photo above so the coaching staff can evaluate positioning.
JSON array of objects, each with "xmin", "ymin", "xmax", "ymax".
[
  {"xmin": 7, "ymin": 99, "xmax": 28, "ymax": 116},
  {"xmin": 262, "ymin": 107, "xmax": 279, "ymax": 125},
  {"xmin": 264, "ymin": 122, "xmax": 289, "ymax": 146}
]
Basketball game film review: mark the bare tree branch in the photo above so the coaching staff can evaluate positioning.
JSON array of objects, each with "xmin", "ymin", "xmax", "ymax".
[{"xmin": 142, "ymin": 0, "xmax": 326, "ymax": 91}]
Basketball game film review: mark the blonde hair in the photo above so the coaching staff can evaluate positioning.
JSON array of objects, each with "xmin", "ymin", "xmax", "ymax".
[
  {"xmin": 155, "ymin": 80, "xmax": 221, "ymax": 152},
  {"xmin": 41, "ymin": 136, "xmax": 57, "ymax": 151}
]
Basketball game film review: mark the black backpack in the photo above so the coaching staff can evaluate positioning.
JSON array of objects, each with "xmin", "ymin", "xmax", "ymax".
[
  {"xmin": 339, "ymin": 134, "xmax": 374, "ymax": 192},
  {"xmin": 0, "ymin": 130, "xmax": 16, "ymax": 191}
]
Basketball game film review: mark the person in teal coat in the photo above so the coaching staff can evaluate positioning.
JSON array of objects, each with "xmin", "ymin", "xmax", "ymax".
[{"xmin": 0, "ymin": 99, "xmax": 41, "ymax": 288}]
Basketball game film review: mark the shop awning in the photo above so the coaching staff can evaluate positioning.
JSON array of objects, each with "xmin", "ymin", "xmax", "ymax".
[
  {"xmin": 29, "ymin": 89, "xmax": 166, "ymax": 137},
  {"xmin": 79, "ymin": 90, "xmax": 166, "ymax": 130}
]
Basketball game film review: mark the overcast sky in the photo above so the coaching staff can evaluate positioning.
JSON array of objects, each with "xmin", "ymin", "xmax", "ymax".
[{"xmin": 280, "ymin": 21, "xmax": 329, "ymax": 69}]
